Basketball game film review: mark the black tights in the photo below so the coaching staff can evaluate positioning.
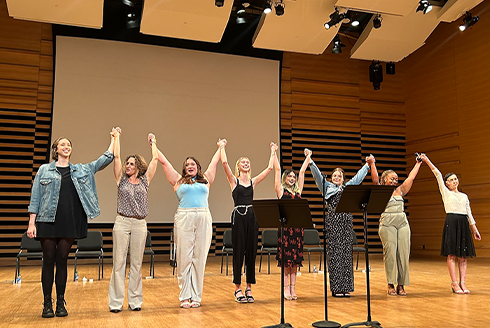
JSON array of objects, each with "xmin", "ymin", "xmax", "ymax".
[{"xmin": 40, "ymin": 238, "xmax": 74, "ymax": 297}]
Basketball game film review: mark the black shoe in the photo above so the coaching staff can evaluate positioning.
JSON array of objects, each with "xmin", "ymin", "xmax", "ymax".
[
  {"xmin": 55, "ymin": 295, "xmax": 68, "ymax": 317},
  {"xmin": 42, "ymin": 295, "xmax": 54, "ymax": 318},
  {"xmin": 331, "ymin": 292, "xmax": 344, "ymax": 297},
  {"xmin": 110, "ymin": 309, "xmax": 122, "ymax": 313},
  {"xmin": 129, "ymin": 306, "xmax": 141, "ymax": 311}
]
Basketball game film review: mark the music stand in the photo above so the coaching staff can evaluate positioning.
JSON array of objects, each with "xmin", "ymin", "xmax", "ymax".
[
  {"xmin": 335, "ymin": 185, "xmax": 394, "ymax": 328},
  {"xmin": 253, "ymin": 199, "xmax": 314, "ymax": 328}
]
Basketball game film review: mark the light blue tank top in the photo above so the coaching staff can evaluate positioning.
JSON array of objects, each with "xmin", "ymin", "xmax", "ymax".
[{"xmin": 176, "ymin": 182, "xmax": 209, "ymax": 208}]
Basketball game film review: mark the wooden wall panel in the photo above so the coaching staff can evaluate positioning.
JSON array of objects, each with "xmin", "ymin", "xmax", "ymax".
[{"xmin": 402, "ymin": 0, "xmax": 490, "ymax": 257}]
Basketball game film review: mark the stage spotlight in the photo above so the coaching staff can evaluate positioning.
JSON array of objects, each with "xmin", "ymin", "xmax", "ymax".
[
  {"xmin": 332, "ymin": 35, "xmax": 346, "ymax": 54},
  {"xmin": 386, "ymin": 62, "xmax": 395, "ymax": 75},
  {"xmin": 351, "ymin": 14, "xmax": 360, "ymax": 27},
  {"xmin": 126, "ymin": 12, "xmax": 140, "ymax": 29},
  {"xmin": 215, "ymin": 0, "xmax": 224, "ymax": 7},
  {"xmin": 459, "ymin": 11, "xmax": 479, "ymax": 31},
  {"xmin": 236, "ymin": 5, "xmax": 247, "ymax": 24},
  {"xmin": 416, "ymin": 0, "xmax": 432, "ymax": 15},
  {"xmin": 373, "ymin": 15, "xmax": 382, "ymax": 29},
  {"xmin": 264, "ymin": 1, "xmax": 272, "ymax": 14},
  {"xmin": 275, "ymin": 1, "xmax": 285, "ymax": 16},
  {"xmin": 369, "ymin": 61, "xmax": 383, "ymax": 90},
  {"xmin": 324, "ymin": 8, "xmax": 345, "ymax": 30}
]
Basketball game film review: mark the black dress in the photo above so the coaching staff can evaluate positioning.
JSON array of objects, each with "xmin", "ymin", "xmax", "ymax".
[
  {"xmin": 36, "ymin": 166, "xmax": 88, "ymax": 239},
  {"xmin": 326, "ymin": 190, "xmax": 354, "ymax": 293},
  {"xmin": 231, "ymin": 179, "xmax": 258, "ymax": 285},
  {"xmin": 276, "ymin": 189, "xmax": 304, "ymax": 268}
]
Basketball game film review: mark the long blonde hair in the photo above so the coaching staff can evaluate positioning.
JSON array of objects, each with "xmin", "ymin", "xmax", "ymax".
[
  {"xmin": 234, "ymin": 157, "xmax": 251, "ymax": 180},
  {"xmin": 281, "ymin": 169, "xmax": 300, "ymax": 194}
]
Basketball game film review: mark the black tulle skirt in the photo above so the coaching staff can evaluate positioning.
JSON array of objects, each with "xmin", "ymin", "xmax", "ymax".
[{"xmin": 440, "ymin": 213, "xmax": 476, "ymax": 258}]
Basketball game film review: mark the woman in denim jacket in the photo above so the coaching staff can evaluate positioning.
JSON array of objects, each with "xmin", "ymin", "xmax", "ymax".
[{"xmin": 27, "ymin": 128, "xmax": 115, "ymax": 318}]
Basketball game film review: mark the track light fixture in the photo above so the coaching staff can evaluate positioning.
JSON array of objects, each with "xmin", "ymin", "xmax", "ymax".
[
  {"xmin": 459, "ymin": 11, "xmax": 479, "ymax": 31},
  {"xmin": 351, "ymin": 14, "xmax": 360, "ymax": 27},
  {"xmin": 386, "ymin": 62, "xmax": 395, "ymax": 75},
  {"xmin": 275, "ymin": 1, "xmax": 285, "ymax": 16},
  {"xmin": 324, "ymin": 8, "xmax": 345, "ymax": 30},
  {"xmin": 215, "ymin": 0, "xmax": 224, "ymax": 7},
  {"xmin": 264, "ymin": 1, "xmax": 272, "ymax": 14},
  {"xmin": 416, "ymin": 0, "xmax": 432, "ymax": 15},
  {"xmin": 369, "ymin": 61, "xmax": 383, "ymax": 90},
  {"xmin": 332, "ymin": 35, "xmax": 346, "ymax": 54},
  {"xmin": 373, "ymin": 15, "xmax": 382, "ymax": 29}
]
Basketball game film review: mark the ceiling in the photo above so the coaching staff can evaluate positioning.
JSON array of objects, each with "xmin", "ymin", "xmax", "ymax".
[{"xmin": 5, "ymin": 0, "xmax": 486, "ymax": 62}]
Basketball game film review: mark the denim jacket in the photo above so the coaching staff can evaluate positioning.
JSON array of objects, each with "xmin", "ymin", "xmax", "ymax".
[
  {"xmin": 309, "ymin": 160, "xmax": 369, "ymax": 200},
  {"xmin": 28, "ymin": 151, "xmax": 114, "ymax": 222}
]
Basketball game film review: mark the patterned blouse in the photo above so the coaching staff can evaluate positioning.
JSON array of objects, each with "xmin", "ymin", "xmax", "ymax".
[{"xmin": 117, "ymin": 174, "xmax": 149, "ymax": 219}]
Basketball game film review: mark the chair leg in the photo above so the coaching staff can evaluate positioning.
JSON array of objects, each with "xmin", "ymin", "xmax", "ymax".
[
  {"xmin": 98, "ymin": 256, "xmax": 101, "ymax": 281},
  {"xmin": 15, "ymin": 257, "xmax": 19, "ymax": 283},
  {"xmin": 356, "ymin": 251, "xmax": 360, "ymax": 270},
  {"xmin": 308, "ymin": 252, "xmax": 311, "ymax": 273},
  {"xmin": 319, "ymin": 251, "xmax": 322, "ymax": 271},
  {"xmin": 221, "ymin": 253, "xmax": 224, "ymax": 274},
  {"xmin": 267, "ymin": 252, "xmax": 271, "ymax": 275},
  {"xmin": 259, "ymin": 252, "xmax": 263, "ymax": 273},
  {"xmin": 101, "ymin": 253, "xmax": 104, "ymax": 278},
  {"xmin": 151, "ymin": 254, "xmax": 155, "ymax": 278},
  {"xmin": 226, "ymin": 253, "xmax": 229, "ymax": 276}
]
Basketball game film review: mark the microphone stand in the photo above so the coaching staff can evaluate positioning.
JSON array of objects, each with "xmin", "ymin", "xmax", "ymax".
[{"xmin": 312, "ymin": 173, "xmax": 341, "ymax": 328}]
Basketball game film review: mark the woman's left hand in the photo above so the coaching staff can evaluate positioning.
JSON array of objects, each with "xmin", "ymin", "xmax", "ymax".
[{"xmin": 473, "ymin": 227, "xmax": 482, "ymax": 241}]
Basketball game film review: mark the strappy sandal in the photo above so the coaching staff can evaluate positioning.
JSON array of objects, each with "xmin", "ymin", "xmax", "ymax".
[
  {"xmin": 284, "ymin": 285, "xmax": 292, "ymax": 301},
  {"xmin": 234, "ymin": 290, "xmax": 248, "ymax": 303},
  {"xmin": 460, "ymin": 281, "xmax": 470, "ymax": 294},
  {"xmin": 343, "ymin": 292, "xmax": 351, "ymax": 298},
  {"xmin": 190, "ymin": 301, "xmax": 200, "ymax": 308},
  {"xmin": 387, "ymin": 285, "xmax": 397, "ymax": 296},
  {"xmin": 290, "ymin": 284, "xmax": 297, "ymax": 300},
  {"xmin": 180, "ymin": 299, "xmax": 191, "ymax": 308},
  {"xmin": 244, "ymin": 289, "xmax": 255, "ymax": 303},
  {"xmin": 396, "ymin": 285, "xmax": 407, "ymax": 296},
  {"xmin": 451, "ymin": 281, "xmax": 464, "ymax": 294},
  {"xmin": 332, "ymin": 292, "xmax": 344, "ymax": 297}
]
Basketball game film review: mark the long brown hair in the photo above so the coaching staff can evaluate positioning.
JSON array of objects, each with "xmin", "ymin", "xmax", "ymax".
[
  {"xmin": 124, "ymin": 154, "xmax": 148, "ymax": 178},
  {"xmin": 178, "ymin": 157, "xmax": 208, "ymax": 185}
]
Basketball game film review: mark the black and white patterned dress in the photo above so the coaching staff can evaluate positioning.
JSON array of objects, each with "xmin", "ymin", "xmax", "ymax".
[{"xmin": 326, "ymin": 190, "xmax": 354, "ymax": 293}]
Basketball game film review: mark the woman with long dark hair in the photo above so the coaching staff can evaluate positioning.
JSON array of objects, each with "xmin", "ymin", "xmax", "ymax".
[
  {"xmin": 156, "ymin": 139, "xmax": 223, "ymax": 308},
  {"xmin": 220, "ymin": 140, "xmax": 277, "ymax": 303},
  {"xmin": 108, "ymin": 130, "xmax": 158, "ymax": 313},
  {"xmin": 273, "ymin": 148, "xmax": 311, "ymax": 300},
  {"xmin": 420, "ymin": 154, "xmax": 481, "ymax": 294},
  {"xmin": 27, "ymin": 129, "xmax": 115, "ymax": 318}
]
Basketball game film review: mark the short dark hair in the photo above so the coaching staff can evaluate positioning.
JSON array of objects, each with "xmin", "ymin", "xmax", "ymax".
[{"xmin": 444, "ymin": 172, "xmax": 457, "ymax": 182}]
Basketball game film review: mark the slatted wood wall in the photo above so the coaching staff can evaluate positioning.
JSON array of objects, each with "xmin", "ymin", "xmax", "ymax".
[
  {"xmin": 401, "ymin": 0, "xmax": 490, "ymax": 257},
  {"xmin": 280, "ymin": 44, "xmax": 407, "ymax": 253}
]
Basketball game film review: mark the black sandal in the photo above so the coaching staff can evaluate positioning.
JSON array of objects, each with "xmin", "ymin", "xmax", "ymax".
[
  {"xmin": 235, "ymin": 290, "xmax": 247, "ymax": 303},
  {"xmin": 245, "ymin": 289, "xmax": 255, "ymax": 303},
  {"xmin": 332, "ymin": 292, "xmax": 344, "ymax": 297}
]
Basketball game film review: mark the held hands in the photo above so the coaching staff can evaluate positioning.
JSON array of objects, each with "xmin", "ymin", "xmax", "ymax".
[
  {"xmin": 111, "ymin": 127, "xmax": 122, "ymax": 138},
  {"xmin": 366, "ymin": 154, "xmax": 375, "ymax": 165},
  {"xmin": 148, "ymin": 133, "xmax": 156, "ymax": 145},
  {"xmin": 418, "ymin": 153, "xmax": 428, "ymax": 163},
  {"xmin": 27, "ymin": 224, "xmax": 36, "ymax": 239},
  {"xmin": 270, "ymin": 142, "xmax": 278, "ymax": 153},
  {"xmin": 218, "ymin": 139, "xmax": 227, "ymax": 148},
  {"xmin": 304, "ymin": 148, "xmax": 312, "ymax": 158}
]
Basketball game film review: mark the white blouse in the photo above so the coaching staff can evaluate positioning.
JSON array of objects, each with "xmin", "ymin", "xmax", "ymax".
[{"xmin": 432, "ymin": 168, "xmax": 476, "ymax": 225}]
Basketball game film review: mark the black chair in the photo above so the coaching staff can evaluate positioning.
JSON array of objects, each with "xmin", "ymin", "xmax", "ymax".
[
  {"xmin": 170, "ymin": 230, "xmax": 177, "ymax": 276},
  {"xmin": 303, "ymin": 229, "xmax": 323, "ymax": 273},
  {"xmin": 74, "ymin": 230, "xmax": 104, "ymax": 281},
  {"xmin": 15, "ymin": 232, "xmax": 43, "ymax": 283},
  {"xmin": 259, "ymin": 229, "xmax": 278, "ymax": 274},
  {"xmin": 352, "ymin": 229, "xmax": 366, "ymax": 270},
  {"xmin": 145, "ymin": 230, "xmax": 155, "ymax": 278},
  {"xmin": 221, "ymin": 229, "xmax": 233, "ymax": 276}
]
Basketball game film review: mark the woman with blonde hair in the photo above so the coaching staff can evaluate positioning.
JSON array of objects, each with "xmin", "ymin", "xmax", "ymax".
[
  {"xmin": 108, "ymin": 130, "xmax": 159, "ymax": 313},
  {"xmin": 220, "ymin": 140, "xmax": 278, "ymax": 303},
  {"xmin": 308, "ymin": 150, "xmax": 377, "ymax": 297},
  {"xmin": 420, "ymin": 154, "xmax": 481, "ymax": 294},
  {"xmin": 273, "ymin": 149, "xmax": 311, "ymax": 300}
]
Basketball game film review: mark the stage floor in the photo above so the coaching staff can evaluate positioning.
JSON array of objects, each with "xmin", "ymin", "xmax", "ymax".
[{"xmin": 1, "ymin": 255, "xmax": 489, "ymax": 327}]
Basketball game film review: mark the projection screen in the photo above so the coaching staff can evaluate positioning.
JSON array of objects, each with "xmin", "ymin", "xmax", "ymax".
[{"xmin": 52, "ymin": 36, "xmax": 280, "ymax": 223}]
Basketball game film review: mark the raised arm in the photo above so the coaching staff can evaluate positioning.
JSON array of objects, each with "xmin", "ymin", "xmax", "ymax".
[
  {"xmin": 297, "ymin": 148, "xmax": 312, "ymax": 193},
  {"xmin": 367, "ymin": 154, "xmax": 379, "ymax": 184},
  {"xmin": 157, "ymin": 146, "xmax": 180, "ymax": 186},
  {"xmin": 219, "ymin": 139, "xmax": 236, "ymax": 190},
  {"xmin": 396, "ymin": 160, "xmax": 422, "ymax": 196},
  {"xmin": 346, "ymin": 159, "xmax": 369, "ymax": 186},
  {"xmin": 252, "ymin": 142, "xmax": 277, "ymax": 188},
  {"xmin": 113, "ymin": 127, "xmax": 123, "ymax": 185},
  {"xmin": 420, "ymin": 154, "xmax": 447, "ymax": 199},
  {"xmin": 145, "ymin": 133, "xmax": 159, "ymax": 184},
  {"xmin": 273, "ymin": 149, "xmax": 283, "ymax": 198},
  {"xmin": 203, "ymin": 140, "xmax": 223, "ymax": 185}
]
